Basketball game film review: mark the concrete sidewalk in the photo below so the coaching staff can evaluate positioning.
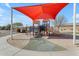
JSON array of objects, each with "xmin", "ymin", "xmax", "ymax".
[
  {"xmin": 0, "ymin": 33, "xmax": 79, "ymax": 56},
  {"xmin": 0, "ymin": 35, "xmax": 21, "ymax": 56}
]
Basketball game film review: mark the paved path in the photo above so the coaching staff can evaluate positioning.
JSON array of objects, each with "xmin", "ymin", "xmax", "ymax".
[
  {"xmin": 0, "ymin": 34, "xmax": 21, "ymax": 56},
  {"xmin": 0, "ymin": 33, "xmax": 79, "ymax": 56},
  {"xmin": 0, "ymin": 30, "xmax": 16, "ymax": 37}
]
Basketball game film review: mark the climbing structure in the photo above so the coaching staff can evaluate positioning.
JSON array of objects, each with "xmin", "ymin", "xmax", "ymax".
[{"xmin": 13, "ymin": 3, "xmax": 68, "ymax": 36}]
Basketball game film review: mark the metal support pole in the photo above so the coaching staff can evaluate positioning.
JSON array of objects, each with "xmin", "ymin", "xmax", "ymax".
[
  {"xmin": 49, "ymin": 20, "xmax": 50, "ymax": 36},
  {"xmin": 10, "ymin": 8, "xmax": 13, "ymax": 40},
  {"xmin": 73, "ymin": 3, "xmax": 76, "ymax": 45},
  {"xmin": 33, "ymin": 23, "xmax": 34, "ymax": 36},
  {"xmin": 38, "ymin": 21, "xmax": 40, "ymax": 36}
]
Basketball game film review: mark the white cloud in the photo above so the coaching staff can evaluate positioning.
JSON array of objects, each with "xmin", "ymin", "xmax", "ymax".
[
  {"xmin": 0, "ymin": 8, "xmax": 5, "ymax": 16},
  {"xmin": 0, "ymin": 14, "xmax": 2, "ymax": 16},
  {"xmin": 0, "ymin": 7, "xmax": 10, "ymax": 16},
  {"xmin": 0, "ymin": 7, "xmax": 4, "ymax": 13},
  {"xmin": 5, "ymin": 3, "xmax": 10, "ymax": 8},
  {"xmin": 76, "ymin": 14, "xmax": 79, "ymax": 23},
  {"xmin": 76, "ymin": 14, "xmax": 79, "ymax": 19}
]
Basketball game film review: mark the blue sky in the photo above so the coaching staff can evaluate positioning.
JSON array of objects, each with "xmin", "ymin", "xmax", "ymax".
[{"xmin": 0, "ymin": 3, "xmax": 79, "ymax": 26}]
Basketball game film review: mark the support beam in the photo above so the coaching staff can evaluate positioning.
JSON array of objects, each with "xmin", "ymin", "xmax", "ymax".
[
  {"xmin": 49, "ymin": 20, "xmax": 50, "ymax": 36},
  {"xmin": 10, "ymin": 8, "xmax": 13, "ymax": 40},
  {"xmin": 73, "ymin": 3, "xmax": 76, "ymax": 45},
  {"xmin": 33, "ymin": 23, "xmax": 34, "ymax": 36}
]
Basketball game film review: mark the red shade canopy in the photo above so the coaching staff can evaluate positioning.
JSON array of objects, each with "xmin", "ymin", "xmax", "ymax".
[{"xmin": 13, "ymin": 3, "xmax": 68, "ymax": 21}]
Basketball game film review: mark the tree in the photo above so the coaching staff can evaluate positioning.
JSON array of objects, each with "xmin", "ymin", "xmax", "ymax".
[
  {"xmin": 13, "ymin": 23, "xmax": 23, "ymax": 28},
  {"xmin": 1, "ymin": 26, "xmax": 6, "ymax": 30},
  {"xmin": 54, "ymin": 15, "xmax": 67, "ymax": 32},
  {"xmin": 0, "ymin": 26, "xmax": 2, "ymax": 30},
  {"xmin": 5, "ymin": 24, "xmax": 11, "ymax": 30},
  {"xmin": 0, "ymin": 23, "xmax": 23, "ymax": 30}
]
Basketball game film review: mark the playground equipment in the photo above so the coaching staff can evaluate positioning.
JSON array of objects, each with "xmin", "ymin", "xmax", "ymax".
[
  {"xmin": 11, "ymin": 3, "xmax": 77, "ymax": 44},
  {"xmin": 33, "ymin": 21, "xmax": 40, "ymax": 36},
  {"xmin": 32, "ymin": 20, "xmax": 54, "ymax": 37},
  {"xmin": 13, "ymin": 3, "xmax": 68, "ymax": 37}
]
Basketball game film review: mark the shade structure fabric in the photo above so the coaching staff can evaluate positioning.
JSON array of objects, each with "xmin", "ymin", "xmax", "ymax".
[{"xmin": 13, "ymin": 3, "xmax": 68, "ymax": 22}]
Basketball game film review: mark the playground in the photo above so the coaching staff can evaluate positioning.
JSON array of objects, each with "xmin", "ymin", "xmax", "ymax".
[{"xmin": 0, "ymin": 3, "xmax": 79, "ymax": 56}]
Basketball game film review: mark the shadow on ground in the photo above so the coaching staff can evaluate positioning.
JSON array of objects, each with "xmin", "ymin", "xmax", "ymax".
[
  {"xmin": 22, "ymin": 38, "xmax": 66, "ymax": 51},
  {"xmin": 7, "ymin": 33, "xmax": 79, "ymax": 52},
  {"xmin": 47, "ymin": 34, "xmax": 79, "ymax": 39},
  {"xmin": 7, "ymin": 37, "xmax": 66, "ymax": 52}
]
